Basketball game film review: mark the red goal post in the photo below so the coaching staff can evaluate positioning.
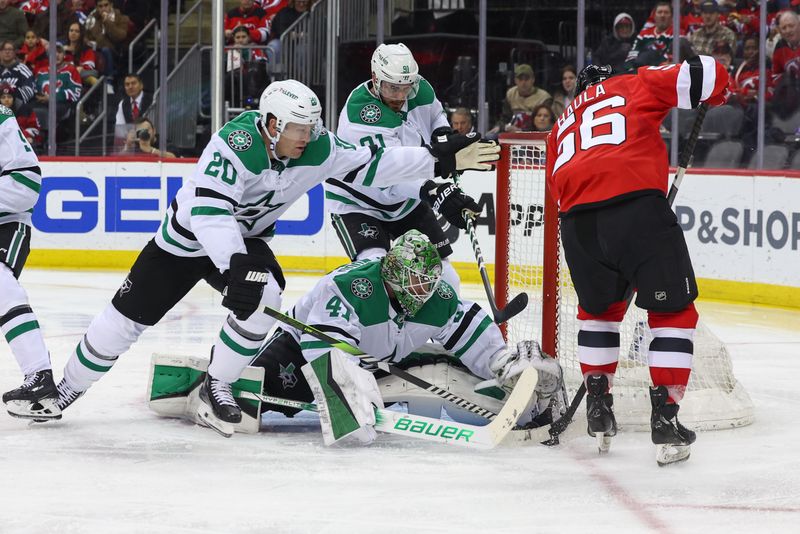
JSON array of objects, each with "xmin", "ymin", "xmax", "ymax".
[{"xmin": 494, "ymin": 132, "xmax": 755, "ymax": 431}]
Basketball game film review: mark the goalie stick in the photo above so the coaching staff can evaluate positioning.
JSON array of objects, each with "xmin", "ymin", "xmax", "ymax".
[
  {"xmin": 261, "ymin": 304, "xmax": 536, "ymax": 422},
  {"xmin": 543, "ymin": 102, "xmax": 709, "ymax": 446},
  {"xmin": 248, "ymin": 366, "xmax": 537, "ymax": 450},
  {"xmin": 452, "ymin": 172, "xmax": 529, "ymax": 324}
]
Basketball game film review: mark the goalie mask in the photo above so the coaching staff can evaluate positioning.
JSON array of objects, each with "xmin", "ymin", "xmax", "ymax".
[
  {"xmin": 370, "ymin": 43, "xmax": 420, "ymax": 105},
  {"xmin": 258, "ymin": 79, "xmax": 323, "ymax": 146},
  {"xmin": 576, "ymin": 64, "xmax": 614, "ymax": 94},
  {"xmin": 381, "ymin": 230, "xmax": 442, "ymax": 316}
]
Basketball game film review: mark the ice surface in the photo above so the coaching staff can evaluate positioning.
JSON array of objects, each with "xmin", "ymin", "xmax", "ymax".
[{"xmin": 1, "ymin": 270, "xmax": 798, "ymax": 533}]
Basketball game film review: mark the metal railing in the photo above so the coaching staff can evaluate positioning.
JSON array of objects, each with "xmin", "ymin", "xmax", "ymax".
[
  {"xmin": 73, "ymin": 75, "xmax": 108, "ymax": 156},
  {"xmin": 147, "ymin": 44, "xmax": 202, "ymax": 150},
  {"xmin": 279, "ymin": 2, "xmax": 327, "ymax": 86},
  {"xmin": 129, "ymin": 18, "xmax": 159, "ymax": 88},
  {"xmin": 174, "ymin": 0, "xmax": 205, "ymax": 65}
]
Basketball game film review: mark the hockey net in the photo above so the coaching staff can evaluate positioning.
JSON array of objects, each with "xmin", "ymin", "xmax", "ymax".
[{"xmin": 495, "ymin": 132, "xmax": 754, "ymax": 431}]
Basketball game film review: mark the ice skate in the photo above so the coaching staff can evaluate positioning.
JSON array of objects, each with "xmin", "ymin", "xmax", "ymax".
[
  {"xmin": 3, "ymin": 369, "xmax": 61, "ymax": 421},
  {"xmin": 55, "ymin": 378, "xmax": 86, "ymax": 413},
  {"xmin": 196, "ymin": 373, "xmax": 241, "ymax": 438},
  {"xmin": 650, "ymin": 386, "xmax": 696, "ymax": 466},
  {"xmin": 585, "ymin": 374, "xmax": 617, "ymax": 454}
]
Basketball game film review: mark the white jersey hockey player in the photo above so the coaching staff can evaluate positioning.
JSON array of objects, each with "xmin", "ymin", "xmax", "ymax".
[
  {"xmin": 249, "ymin": 230, "xmax": 565, "ymax": 445},
  {"xmin": 328, "ymin": 43, "xmax": 491, "ymax": 292},
  {"xmin": 53, "ymin": 80, "xmax": 500, "ymax": 437},
  {"xmin": 0, "ymin": 104, "xmax": 61, "ymax": 421}
]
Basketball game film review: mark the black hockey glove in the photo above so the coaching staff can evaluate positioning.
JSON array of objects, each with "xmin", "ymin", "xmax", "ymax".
[
  {"xmin": 420, "ymin": 180, "xmax": 480, "ymax": 230},
  {"xmin": 430, "ymin": 126, "xmax": 455, "ymax": 145},
  {"xmin": 222, "ymin": 253, "xmax": 270, "ymax": 321},
  {"xmin": 426, "ymin": 131, "xmax": 481, "ymax": 178}
]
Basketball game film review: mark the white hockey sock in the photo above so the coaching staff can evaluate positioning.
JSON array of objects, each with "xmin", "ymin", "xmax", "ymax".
[
  {"xmin": 208, "ymin": 275, "xmax": 281, "ymax": 383},
  {"xmin": 441, "ymin": 259, "xmax": 461, "ymax": 294},
  {"xmin": 0, "ymin": 264, "xmax": 50, "ymax": 375},
  {"xmin": 63, "ymin": 303, "xmax": 147, "ymax": 391}
]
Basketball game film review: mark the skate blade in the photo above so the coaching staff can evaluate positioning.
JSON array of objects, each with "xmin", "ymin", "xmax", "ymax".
[
  {"xmin": 656, "ymin": 444, "xmax": 691, "ymax": 466},
  {"xmin": 597, "ymin": 433, "xmax": 612, "ymax": 454},
  {"xmin": 5, "ymin": 399, "xmax": 62, "ymax": 421},
  {"xmin": 195, "ymin": 405, "xmax": 234, "ymax": 438}
]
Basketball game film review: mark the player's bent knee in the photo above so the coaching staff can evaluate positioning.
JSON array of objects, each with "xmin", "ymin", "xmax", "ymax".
[
  {"xmin": 90, "ymin": 303, "xmax": 149, "ymax": 354},
  {"xmin": 0, "ymin": 263, "xmax": 30, "ymax": 311},
  {"xmin": 647, "ymin": 302, "xmax": 699, "ymax": 329}
]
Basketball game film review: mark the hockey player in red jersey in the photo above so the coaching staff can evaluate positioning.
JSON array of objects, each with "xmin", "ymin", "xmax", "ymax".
[{"xmin": 545, "ymin": 57, "xmax": 729, "ymax": 465}]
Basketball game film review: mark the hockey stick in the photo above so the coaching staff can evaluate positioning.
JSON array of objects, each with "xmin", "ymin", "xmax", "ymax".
[
  {"xmin": 451, "ymin": 173, "xmax": 529, "ymax": 324},
  {"xmin": 250, "ymin": 367, "xmax": 537, "ymax": 450},
  {"xmin": 261, "ymin": 304, "xmax": 534, "ymax": 422},
  {"xmin": 542, "ymin": 103, "xmax": 710, "ymax": 446}
]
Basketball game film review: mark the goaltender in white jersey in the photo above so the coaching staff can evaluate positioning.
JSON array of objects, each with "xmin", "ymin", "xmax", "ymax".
[
  {"xmin": 0, "ymin": 104, "xmax": 63, "ymax": 421},
  {"xmin": 328, "ymin": 43, "xmax": 485, "ymax": 292},
  {"xmin": 53, "ymin": 80, "xmax": 500, "ymax": 437}
]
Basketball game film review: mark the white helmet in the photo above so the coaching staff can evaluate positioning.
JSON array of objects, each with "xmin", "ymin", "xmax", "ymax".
[
  {"xmin": 371, "ymin": 43, "xmax": 420, "ymax": 101},
  {"xmin": 258, "ymin": 79, "xmax": 323, "ymax": 144}
]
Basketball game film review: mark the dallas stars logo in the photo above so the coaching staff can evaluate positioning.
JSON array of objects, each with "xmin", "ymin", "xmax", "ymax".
[
  {"xmin": 118, "ymin": 276, "xmax": 132, "ymax": 297},
  {"xmin": 279, "ymin": 362, "xmax": 298, "ymax": 389},
  {"xmin": 227, "ymin": 129, "xmax": 253, "ymax": 151},
  {"xmin": 360, "ymin": 104, "xmax": 381, "ymax": 124},
  {"xmin": 357, "ymin": 223, "xmax": 379, "ymax": 239},
  {"xmin": 436, "ymin": 284, "xmax": 453, "ymax": 300},
  {"xmin": 351, "ymin": 277, "xmax": 373, "ymax": 299}
]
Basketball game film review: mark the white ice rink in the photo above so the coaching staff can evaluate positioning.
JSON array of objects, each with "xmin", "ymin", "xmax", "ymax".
[{"xmin": 1, "ymin": 269, "xmax": 798, "ymax": 534}]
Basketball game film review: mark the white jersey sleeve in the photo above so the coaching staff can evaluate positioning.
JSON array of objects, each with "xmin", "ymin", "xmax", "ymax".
[{"xmin": 0, "ymin": 106, "xmax": 41, "ymax": 226}]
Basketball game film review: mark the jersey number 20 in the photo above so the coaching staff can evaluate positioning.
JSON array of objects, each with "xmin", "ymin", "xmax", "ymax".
[{"xmin": 552, "ymin": 95, "xmax": 627, "ymax": 174}]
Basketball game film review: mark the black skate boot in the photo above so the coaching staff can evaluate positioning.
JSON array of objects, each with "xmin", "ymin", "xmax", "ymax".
[
  {"xmin": 586, "ymin": 374, "xmax": 617, "ymax": 453},
  {"xmin": 55, "ymin": 379, "xmax": 85, "ymax": 412},
  {"xmin": 3, "ymin": 369, "xmax": 61, "ymax": 421},
  {"xmin": 196, "ymin": 373, "xmax": 241, "ymax": 438},
  {"xmin": 650, "ymin": 385, "xmax": 696, "ymax": 466}
]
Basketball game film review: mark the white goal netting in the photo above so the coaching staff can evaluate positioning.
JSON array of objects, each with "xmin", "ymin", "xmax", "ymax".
[{"xmin": 495, "ymin": 134, "xmax": 754, "ymax": 431}]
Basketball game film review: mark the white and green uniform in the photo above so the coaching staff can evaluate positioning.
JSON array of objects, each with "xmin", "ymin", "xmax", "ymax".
[
  {"xmin": 157, "ymin": 110, "xmax": 437, "ymax": 271},
  {"xmin": 287, "ymin": 259, "xmax": 503, "ymax": 379},
  {"xmin": 326, "ymin": 79, "xmax": 449, "ymax": 221},
  {"xmin": 61, "ymin": 110, "xmax": 443, "ymax": 395},
  {"xmin": 0, "ymin": 104, "xmax": 52, "ymax": 377}
]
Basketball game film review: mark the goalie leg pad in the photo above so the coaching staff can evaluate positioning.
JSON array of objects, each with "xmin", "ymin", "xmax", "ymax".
[
  {"xmin": 147, "ymin": 353, "xmax": 264, "ymax": 434},
  {"xmin": 302, "ymin": 349, "xmax": 382, "ymax": 446}
]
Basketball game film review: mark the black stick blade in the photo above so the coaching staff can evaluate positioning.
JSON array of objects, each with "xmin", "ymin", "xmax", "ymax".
[{"xmin": 494, "ymin": 292, "xmax": 529, "ymax": 324}]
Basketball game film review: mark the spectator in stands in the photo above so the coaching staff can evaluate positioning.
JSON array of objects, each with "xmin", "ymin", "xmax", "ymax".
[
  {"xmin": 531, "ymin": 104, "xmax": 555, "ymax": 132},
  {"xmin": 120, "ymin": 117, "xmax": 176, "ymax": 158},
  {"xmin": 259, "ymin": 0, "xmax": 289, "ymax": 22},
  {"xmin": 732, "ymin": 35, "xmax": 773, "ymax": 106},
  {"xmin": 113, "ymin": 0, "xmax": 154, "ymax": 34},
  {"xmin": 681, "ymin": 0, "xmax": 705, "ymax": 34},
  {"xmin": 114, "ymin": 72, "xmax": 151, "ymax": 147},
  {"xmin": 33, "ymin": 41, "xmax": 82, "ymax": 140},
  {"xmin": 226, "ymin": 25, "xmax": 268, "ymax": 109},
  {"xmin": 449, "ymin": 107, "xmax": 474, "ymax": 135},
  {"xmin": 64, "ymin": 0, "xmax": 93, "ymax": 28},
  {"xmin": 0, "ymin": 0, "xmax": 27, "ymax": 48},
  {"xmin": 625, "ymin": 1, "xmax": 678, "ymax": 70},
  {"xmin": 551, "ymin": 64, "xmax": 577, "ymax": 118},
  {"xmin": 688, "ymin": 1, "xmax": 737, "ymax": 56},
  {"xmin": 0, "ymin": 82, "xmax": 41, "ymax": 147},
  {"xmin": 593, "ymin": 12, "xmax": 636, "ymax": 72},
  {"xmin": 712, "ymin": 42, "xmax": 734, "ymax": 73},
  {"xmin": 65, "ymin": 21, "xmax": 98, "ymax": 87},
  {"xmin": 85, "ymin": 0, "xmax": 130, "ymax": 89},
  {"xmin": 0, "ymin": 39, "xmax": 35, "ymax": 111},
  {"xmin": 773, "ymin": 10, "xmax": 800, "ymax": 81},
  {"xmin": 267, "ymin": 0, "xmax": 312, "ymax": 62},
  {"xmin": 19, "ymin": 29, "xmax": 49, "ymax": 74},
  {"xmin": 490, "ymin": 63, "xmax": 552, "ymax": 134},
  {"xmin": 224, "ymin": 0, "xmax": 269, "ymax": 44}
]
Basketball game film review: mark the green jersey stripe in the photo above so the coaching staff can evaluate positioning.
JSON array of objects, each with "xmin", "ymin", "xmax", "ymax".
[
  {"xmin": 361, "ymin": 147, "xmax": 383, "ymax": 187},
  {"xmin": 220, "ymin": 329, "xmax": 260, "ymax": 357},
  {"xmin": 161, "ymin": 215, "xmax": 200, "ymax": 252},
  {"xmin": 4, "ymin": 320, "xmax": 39, "ymax": 342},
  {"xmin": 300, "ymin": 340, "xmax": 333, "ymax": 350},
  {"xmin": 8, "ymin": 171, "xmax": 41, "ymax": 193},
  {"xmin": 191, "ymin": 206, "xmax": 231, "ymax": 216},
  {"xmin": 76, "ymin": 344, "xmax": 113, "ymax": 373},
  {"xmin": 453, "ymin": 315, "xmax": 493, "ymax": 358}
]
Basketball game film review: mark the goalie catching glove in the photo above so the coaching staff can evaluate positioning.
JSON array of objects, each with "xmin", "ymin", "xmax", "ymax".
[
  {"xmin": 420, "ymin": 180, "xmax": 479, "ymax": 229},
  {"xmin": 222, "ymin": 253, "xmax": 270, "ymax": 321},
  {"xmin": 302, "ymin": 349, "xmax": 383, "ymax": 446},
  {"xmin": 427, "ymin": 131, "xmax": 500, "ymax": 178}
]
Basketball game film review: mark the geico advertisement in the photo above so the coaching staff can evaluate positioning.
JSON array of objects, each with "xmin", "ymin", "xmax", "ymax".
[
  {"xmin": 675, "ymin": 173, "xmax": 800, "ymax": 288},
  {"xmin": 32, "ymin": 162, "xmax": 514, "ymax": 264}
]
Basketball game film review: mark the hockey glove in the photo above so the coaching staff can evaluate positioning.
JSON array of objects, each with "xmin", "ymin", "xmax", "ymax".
[
  {"xmin": 430, "ymin": 126, "xmax": 455, "ymax": 144},
  {"xmin": 420, "ymin": 180, "xmax": 479, "ymax": 230},
  {"xmin": 222, "ymin": 252, "xmax": 270, "ymax": 321},
  {"xmin": 427, "ymin": 132, "xmax": 499, "ymax": 178}
]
